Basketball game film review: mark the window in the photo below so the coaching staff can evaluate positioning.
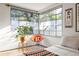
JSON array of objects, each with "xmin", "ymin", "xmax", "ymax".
[
  {"xmin": 10, "ymin": 8, "xmax": 39, "ymax": 34},
  {"xmin": 39, "ymin": 7, "xmax": 62, "ymax": 37}
]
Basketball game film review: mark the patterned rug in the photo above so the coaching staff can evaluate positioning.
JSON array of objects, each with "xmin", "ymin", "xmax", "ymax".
[{"xmin": 23, "ymin": 45, "xmax": 58, "ymax": 56}]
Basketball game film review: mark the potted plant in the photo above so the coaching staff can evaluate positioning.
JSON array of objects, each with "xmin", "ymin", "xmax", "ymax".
[{"xmin": 16, "ymin": 26, "xmax": 33, "ymax": 43}]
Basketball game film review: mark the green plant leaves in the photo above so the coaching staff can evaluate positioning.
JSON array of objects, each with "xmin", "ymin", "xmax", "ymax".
[{"xmin": 16, "ymin": 26, "xmax": 33, "ymax": 36}]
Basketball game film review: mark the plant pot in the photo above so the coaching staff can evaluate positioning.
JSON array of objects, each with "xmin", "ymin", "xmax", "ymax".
[{"xmin": 18, "ymin": 35, "xmax": 25, "ymax": 43}]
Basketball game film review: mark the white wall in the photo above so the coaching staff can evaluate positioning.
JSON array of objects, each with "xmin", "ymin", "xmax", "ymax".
[
  {"xmin": 0, "ymin": 4, "xmax": 10, "ymax": 29},
  {"xmin": 0, "ymin": 4, "xmax": 19, "ymax": 51},
  {"xmin": 63, "ymin": 3, "xmax": 79, "ymax": 36}
]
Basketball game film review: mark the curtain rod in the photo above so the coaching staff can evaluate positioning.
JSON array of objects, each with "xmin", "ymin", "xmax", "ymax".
[
  {"xmin": 40, "ymin": 5, "xmax": 62, "ymax": 14},
  {"xmin": 5, "ymin": 4, "xmax": 38, "ymax": 14}
]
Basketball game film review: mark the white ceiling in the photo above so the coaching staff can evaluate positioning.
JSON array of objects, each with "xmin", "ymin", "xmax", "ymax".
[{"xmin": 10, "ymin": 3, "xmax": 53, "ymax": 11}]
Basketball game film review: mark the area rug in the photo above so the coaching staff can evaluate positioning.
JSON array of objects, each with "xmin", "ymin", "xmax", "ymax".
[{"xmin": 23, "ymin": 45, "xmax": 58, "ymax": 56}]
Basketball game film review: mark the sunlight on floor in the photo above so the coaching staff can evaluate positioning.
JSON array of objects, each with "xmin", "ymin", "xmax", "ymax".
[{"xmin": 0, "ymin": 45, "xmax": 44, "ymax": 56}]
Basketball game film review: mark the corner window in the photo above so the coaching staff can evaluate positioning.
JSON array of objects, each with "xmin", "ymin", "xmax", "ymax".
[
  {"xmin": 10, "ymin": 8, "xmax": 39, "ymax": 34},
  {"xmin": 39, "ymin": 7, "xmax": 63, "ymax": 37}
]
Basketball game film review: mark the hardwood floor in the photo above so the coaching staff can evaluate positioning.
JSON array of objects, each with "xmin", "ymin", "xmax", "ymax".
[
  {"xmin": 0, "ymin": 45, "xmax": 44, "ymax": 56},
  {"xmin": 0, "ymin": 48, "xmax": 25, "ymax": 56}
]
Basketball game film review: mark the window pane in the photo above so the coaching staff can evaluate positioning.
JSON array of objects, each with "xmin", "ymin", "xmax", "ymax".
[
  {"xmin": 50, "ymin": 21, "xmax": 56, "ymax": 36},
  {"xmin": 33, "ymin": 22, "xmax": 38, "ymax": 34},
  {"xmin": 57, "ymin": 32, "xmax": 62, "ymax": 36},
  {"xmin": 50, "ymin": 28, "xmax": 56, "ymax": 36},
  {"xmin": 11, "ymin": 19, "xmax": 18, "ymax": 30},
  {"xmin": 56, "ymin": 20, "xmax": 62, "ymax": 26},
  {"xmin": 57, "ymin": 25, "xmax": 62, "ymax": 36},
  {"xmin": 57, "ymin": 25, "xmax": 62, "ymax": 31},
  {"xmin": 51, "ymin": 15, "xmax": 56, "ymax": 20},
  {"xmin": 19, "ymin": 21, "xmax": 26, "ymax": 26},
  {"xmin": 48, "ymin": 12, "xmax": 56, "ymax": 20},
  {"xmin": 56, "ymin": 8, "xmax": 62, "ymax": 14},
  {"xmin": 51, "ymin": 10, "xmax": 56, "ymax": 15},
  {"xmin": 56, "ymin": 14, "xmax": 62, "ymax": 20}
]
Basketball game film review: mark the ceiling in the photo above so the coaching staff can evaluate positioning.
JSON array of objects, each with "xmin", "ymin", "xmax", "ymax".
[{"xmin": 10, "ymin": 3, "xmax": 53, "ymax": 11}]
